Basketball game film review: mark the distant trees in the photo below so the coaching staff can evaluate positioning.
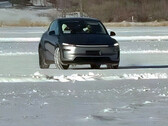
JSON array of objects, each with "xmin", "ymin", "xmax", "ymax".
[
  {"xmin": 82, "ymin": 0, "xmax": 168, "ymax": 22},
  {"xmin": 8, "ymin": 0, "xmax": 168, "ymax": 22}
]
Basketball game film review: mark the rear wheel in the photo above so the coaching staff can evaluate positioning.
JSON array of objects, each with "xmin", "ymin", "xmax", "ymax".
[
  {"xmin": 54, "ymin": 47, "xmax": 69, "ymax": 70},
  {"xmin": 107, "ymin": 64, "xmax": 119, "ymax": 69},
  {"xmin": 39, "ymin": 47, "xmax": 50, "ymax": 69},
  {"xmin": 90, "ymin": 64, "xmax": 101, "ymax": 69},
  {"xmin": 113, "ymin": 64, "xmax": 119, "ymax": 69}
]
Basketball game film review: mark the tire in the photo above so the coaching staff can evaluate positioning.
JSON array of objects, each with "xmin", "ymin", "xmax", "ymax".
[
  {"xmin": 90, "ymin": 64, "xmax": 101, "ymax": 69},
  {"xmin": 54, "ymin": 47, "xmax": 69, "ymax": 70},
  {"xmin": 39, "ymin": 47, "xmax": 50, "ymax": 69},
  {"xmin": 107, "ymin": 64, "xmax": 119, "ymax": 69},
  {"xmin": 113, "ymin": 64, "xmax": 119, "ymax": 69}
]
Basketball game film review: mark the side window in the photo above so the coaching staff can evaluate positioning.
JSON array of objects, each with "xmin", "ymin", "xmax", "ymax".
[
  {"xmin": 49, "ymin": 22, "xmax": 55, "ymax": 32},
  {"xmin": 55, "ymin": 21, "xmax": 59, "ymax": 35},
  {"xmin": 49, "ymin": 21, "xmax": 59, "ymax": 35}
]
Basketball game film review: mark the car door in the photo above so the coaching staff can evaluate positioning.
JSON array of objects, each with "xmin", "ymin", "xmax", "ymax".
[{"xmin": 44, "ymin": 20, "xmax": 59, "ymax": 61}]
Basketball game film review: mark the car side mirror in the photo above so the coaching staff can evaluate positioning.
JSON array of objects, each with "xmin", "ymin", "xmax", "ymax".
[
  {"xmin": 49, "ymin": 31, "xmax": 55, "ymax": 35},
  {"xmin": 110, "ymin": 31, "xmax": 116, "ymax": 36}
]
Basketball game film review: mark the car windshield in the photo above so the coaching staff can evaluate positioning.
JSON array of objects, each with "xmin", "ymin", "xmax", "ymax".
[{"xmin": 60, "ymin": 20, "xmax": 107, "ymax": 35}]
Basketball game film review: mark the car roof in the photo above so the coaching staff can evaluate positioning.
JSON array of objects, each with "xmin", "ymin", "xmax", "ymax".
[{"xmin": 55, "ymin": 17, "xmax": 100, "ymax": 22}]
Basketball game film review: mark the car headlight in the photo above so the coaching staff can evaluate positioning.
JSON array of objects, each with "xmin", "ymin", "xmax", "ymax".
[
  {"xmin": 114, "ymin": 43, "xmax": 119, "ymax": 47},
  {"xmin": 62, "ymin": 43, "xmax": 75, "ymax": 47}
]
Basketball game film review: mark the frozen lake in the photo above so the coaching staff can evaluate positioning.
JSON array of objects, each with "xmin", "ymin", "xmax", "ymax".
[{"xmin": 0, "ymin": 26, "xmax": 168, "ymax": 126}]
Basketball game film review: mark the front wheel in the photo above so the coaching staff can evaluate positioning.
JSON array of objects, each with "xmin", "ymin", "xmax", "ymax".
[
  {"xmin": 107, "ymin": 64, "xmax": 119, "ymax": 69},
  {"xmin": 113, "ymin": 65, "xmax": 119, "ymax": 69},
  {"xmin": 54, "ymin": 47, "xmax": 69, "ymax": 70},
  {"xmin": 90, "ymin": 64, "xmax": 101, "ymax": 69}
]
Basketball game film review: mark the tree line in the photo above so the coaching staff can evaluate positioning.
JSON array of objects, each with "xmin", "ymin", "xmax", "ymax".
[{"xmin": 9, "ymin": 0, "xmax": 168, "ymax": 22}]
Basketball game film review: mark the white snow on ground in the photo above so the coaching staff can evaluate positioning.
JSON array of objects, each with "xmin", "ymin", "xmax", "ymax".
[
  {"xmin": 0, "ymin": 52, "xmax": 37, "ymax": 56},
  {"xmin": 0, "ymin": 31, "xmax": 43, "ymax": 34},
  {"xmin": 1, "ymin": 36, "xmax": 168, "ymax": 42},
  {"xmin": 32, "ymin": 72, "xmax": 168, "ymax": 81},
  {"xmin": 0, "ymin": 1, "xmax": 12, "ymax": 8},
  {"xmin": 0, "ymin": 37, "xmax": 40, "ymax": 42},
  {"xmin": 1, "ymin": 49, "xmax": 168, "ymax": 56},
  {"xmin": 0, "ymin": 71, "xmax": 167, "ymax": 83},
  {"xmin": 121, "ymin": 50, "xmax": 168, "ymax": 54},
  {"xmin": 0, "ymin": 8, "xmax": 57, "ymax": 25},
  {"xmin": 113, "ymin": 36, "xmax": 168, "ymax": 41}
]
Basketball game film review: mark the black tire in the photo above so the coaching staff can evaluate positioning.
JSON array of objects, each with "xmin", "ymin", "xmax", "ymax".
[
  {"xmin": 107, "ymin": 64, "xmax": 119, "ymax": 69},
  {"xmin": 113, "ymin": 64, "xmax": 119, "ymax": 69},
  {"xmin": 39, "ymin": 47, "xmax": 50, "ymax": 69},
  {"xmin": 90, "ymin": 64, "xmax": 101, "ymax": 69},
  {"xmin": 54, "ymin": 47, "xmax": 69, "ymax": 70}
]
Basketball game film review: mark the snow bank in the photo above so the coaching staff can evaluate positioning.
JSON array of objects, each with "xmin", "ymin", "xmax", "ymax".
[
  {"xmin": 33, "ymin": 72, "xmax": 168, "ymax": 82},
  {"xmin": 0, "ymin": 72, "xmax": 167, "ymax": 83},
  {"xmin": 0, "ymin": 8, "xmax": 58, "ymax": 26},
  {"xmin": 32, "ymin": 71, "xmax": 102, "ymax": 83}
]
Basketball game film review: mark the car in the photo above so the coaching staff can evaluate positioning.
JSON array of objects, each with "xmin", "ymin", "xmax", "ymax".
[{"xmin": 38, "ymin": 17, "xmax": 120, "ymax": 69}]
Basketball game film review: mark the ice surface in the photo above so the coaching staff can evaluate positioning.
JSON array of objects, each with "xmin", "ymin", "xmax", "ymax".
[{"xmin": 0, "ymin": 27, "xmax": 168, "ymax": 126}]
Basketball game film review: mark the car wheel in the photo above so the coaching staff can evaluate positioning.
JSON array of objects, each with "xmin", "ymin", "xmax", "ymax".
[
  {"xmin": 39, "ymin": 47, "xmax": 50, "ymax": 69},
  {"xmin": 107, "ymin": 64, "xmax": 119, "ymax": 69},
  {"xmin": 113, "ymin": 64, "xmax": 119, "ymax": 69},
  {"xmin": 54, "ymin": 47, "xmax": 69, "ymax": 70},
  {"xmin": 90, "ymin": 64, "xmax": 101, "ymax": 69}
]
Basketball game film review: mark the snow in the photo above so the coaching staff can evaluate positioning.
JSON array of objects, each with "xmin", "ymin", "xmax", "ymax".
[
  {"xmin": 143, "ymin": 101, "xmax": 152, "ymax": 104},
  {"xmin": 122, "ymin": 50, "xmax": 168, "ymax": 54},
  {"xmin": 0, "ymin": 72, "xmax": 167, "ymax": 83},
  {"xmin": 0, "ymin": 1, "xmax": 12, "ymax": 8},
  {"xmin": 113, "ymin": 36, "xmax": 168, "ymax": 41},
  {"xmin": 0, "ymin": 52, "xmax": 37, "ymax": 56},
  {"xmin": 0, "ymin": 8, "xmax": 58, "ymax": 25},
  {"xmin": 0, "ymin": 79, "xmax": 168, "ymax": 126},
  {"xmin": 33, "ymin": 72, "xmax": 167, "ymax": 82},
  {"xmin": 1, "ymin": 26, "xmax": 168, "ymax": 126},
  {"xmin": 0, "ymin": 37, "xmax": 40, "ymax": 42}
]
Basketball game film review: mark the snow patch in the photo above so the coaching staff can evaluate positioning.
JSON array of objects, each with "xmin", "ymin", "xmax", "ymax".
[
  {"xmin": 122, "ymin": 73, "xmax": 168, "ymax": 80},
  {"xmin": 159, "ymin": 94, "xmax": 167, "ymax": 97},
  {"xmin": 32, "ymin": 71, "xmax": 45, "ymax": 79},
  {"xmin": 113, "ymin": 36, "xmax": 168, "ymax": 41},
  {"xmin": 1, "ymin": 72, "xmax": 167, "ymax": 83},
  {"xmin": 122, "ymin": 50, "xmax": 168, "ymax": 54},
  {"xmin": 0, "ymin": 52, "xmax": 37, "ymax": 56},
  {"xmin": 103, "ymin": 108, "xmax": 112, "ymax": 113},
  {"xmin": 0, "ymin": 37, "xmax": 40, "ymax": 42},
  {"xmin": 40, "ymin": 72, "xmax": 102, "ymax": 82},
  {"xmin": 84, "ymin": 115, "xmax": 93, "ymax": 120},
  {"xmin": 2, "ymin": 98, "xmax": 8, "ymax": 102},
  {"xmin": 143, "ymin": 101, "xmax": 152, "ymax": 104}
]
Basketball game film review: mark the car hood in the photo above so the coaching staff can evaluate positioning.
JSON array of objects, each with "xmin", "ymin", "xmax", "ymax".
[{"xmin": 59, "ymin": 34, "xmax": 117, "ymax": 45}]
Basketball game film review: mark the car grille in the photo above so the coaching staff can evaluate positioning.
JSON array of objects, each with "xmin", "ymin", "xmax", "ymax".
[
  {"xmin": 74, "ymin": 57, "xmax": 111, "ymax": 63},
  {"xmin": 76, "ymin": 45, "xmax": 109, "ymax": 48}
]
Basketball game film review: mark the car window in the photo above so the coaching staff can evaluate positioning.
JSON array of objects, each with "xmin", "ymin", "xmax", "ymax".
[
  {"xmin": 49, "ymin": 21, "xmax": 59, "ymax": 35},
  {"xmin": 61, "ymin": 20, "xmax": 107, "ymax": 35}
]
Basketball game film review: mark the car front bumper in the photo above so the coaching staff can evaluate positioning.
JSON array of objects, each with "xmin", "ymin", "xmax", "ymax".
[{"xmin": 61, "ymin": 45, "xmax": 120, "ymax": 65}]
